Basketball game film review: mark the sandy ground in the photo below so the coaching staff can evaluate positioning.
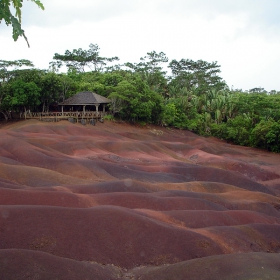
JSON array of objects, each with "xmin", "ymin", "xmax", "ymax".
[{"xmin": 0, "ymin": 119, "xmax": 280, "ymax": 279}]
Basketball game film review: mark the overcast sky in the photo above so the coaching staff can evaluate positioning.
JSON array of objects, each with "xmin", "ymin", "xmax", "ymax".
[{"xmin": 1, "ymin": 0, "xmax": 280, "ymax": 91}]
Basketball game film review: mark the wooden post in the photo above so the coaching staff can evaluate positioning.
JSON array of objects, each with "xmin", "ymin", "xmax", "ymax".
[{"xmin": 95, "ymin": 104, "xmax": 99, "ymax": 118}]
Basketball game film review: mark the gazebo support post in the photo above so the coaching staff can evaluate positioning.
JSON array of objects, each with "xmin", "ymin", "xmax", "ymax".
[{"xmin": 95, "ymin": 104, "xmax": 100, "ymax": 118}]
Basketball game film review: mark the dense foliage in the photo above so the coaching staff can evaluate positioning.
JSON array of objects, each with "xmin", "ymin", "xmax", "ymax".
[{"xmin": 0, "ymin": 44, "xmax": 279, "ymax": 152}]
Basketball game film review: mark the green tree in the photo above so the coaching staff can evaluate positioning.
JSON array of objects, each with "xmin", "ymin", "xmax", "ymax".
[
  {"xmin": 168, "ymin": 59, "xmax": 227, "ymax": 95},
  {"xmin": 108, "ymin": 74, "xmax": 163, "ymax": 123},
  {"xmin": 2, "ymin": 79, "xmax": 40, "ymax": 114},
  {"xmin": 223, "ymin": 115, "xmax": 253, "ymax": 146},
  {"xmin": 124, "ymin": 51, "xmax": 168, "ymax": 95},
  {"xmin": 108, "ymin": 80, "xmax": 137, "ymax": 118},
  {"xmin": 251, "ymin": 120, "xmax": 280, "ymax": 152},
  {"xmin": 58, "ymin": 73, "xmax": 77, "ymax": 102},
  {"xmin": 0, "ymin": 0, "xmax": 44, "ymax": 46},
  {"xmin": 162, "ymin": 103, "xmax": 177, "ymax": 126},
  {"xmin": 265, "ymin": 121, "xmax": 280, "ymax": 152},
  {"xmin": 0, "ymin": 59, "xmax": 34, "ymax": 83},
  {"xmin": 52, "ymin": 44, "xmax": 119, "ymax": 72},
  {"xmin": 40, "ymin": 72, "xmax": 62, "ymax": 112},
  {"xmin": 0, "ymin": 60, "xmax": 36, "ymax": 119}
]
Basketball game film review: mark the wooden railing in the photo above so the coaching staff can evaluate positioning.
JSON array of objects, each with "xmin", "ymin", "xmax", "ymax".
[{"xmin": 23, "ymin": 111, "xmax": 103, "ymax": 121}]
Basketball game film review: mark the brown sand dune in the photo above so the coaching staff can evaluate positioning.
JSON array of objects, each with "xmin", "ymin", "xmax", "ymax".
[{"xmin": 0, "ymin": 119, "xmax": 280, "ymax": 279}]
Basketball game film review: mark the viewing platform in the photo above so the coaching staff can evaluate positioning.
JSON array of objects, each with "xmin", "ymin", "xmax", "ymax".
[
  {"xmin": 23, "ymin": 111, "xmax": 105, "ymax": 124},
  {"xmin": 22, "ymin": 91, "xmax": 111, "ymax": 124}
]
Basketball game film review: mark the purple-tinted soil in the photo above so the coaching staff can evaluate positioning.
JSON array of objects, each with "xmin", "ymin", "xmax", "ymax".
[{"xmin": 0, "ymin": 120, "xmax": 280, "ymax": 279}]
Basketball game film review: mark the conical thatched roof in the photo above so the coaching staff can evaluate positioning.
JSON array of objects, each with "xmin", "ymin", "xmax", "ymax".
[{"xmin": 59, "ymin": 91, "xmax": 111, "ymax": 105}]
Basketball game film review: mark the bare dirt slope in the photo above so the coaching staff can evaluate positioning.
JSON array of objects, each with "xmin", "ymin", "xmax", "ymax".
[{"xmin": 0, "ymin": 119, "xmax": 280, "ymax": 279}]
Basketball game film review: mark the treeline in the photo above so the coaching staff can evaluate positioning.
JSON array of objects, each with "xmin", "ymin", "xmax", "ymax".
[{"xmin": 0, "ymin": 44, "xmax": 280, "ymax": 152}]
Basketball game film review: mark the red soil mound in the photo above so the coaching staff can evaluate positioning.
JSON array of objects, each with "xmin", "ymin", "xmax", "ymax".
[
  {"xmin": 136, "ymin": 209, "xmax": 280, "ymax": 228},
  {"xmin": 0, "ymin": 119, "xmax": 280, "ymax": 278},
  {"xmin": 0, "ymin": 249, "xmax": 120, "ymax": 280},
  {"xmin": 0, "ymin": 205, "xmax": 224, "ymax": 268},
  {"xmin": 132, "ymin": 252, "xmax": 280, "ymax": 280}
]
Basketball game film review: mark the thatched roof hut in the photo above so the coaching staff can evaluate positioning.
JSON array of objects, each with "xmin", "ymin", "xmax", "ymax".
[
  {"xmin": 59, "ymin": 91, "xmax": 110, "ymax": 113},
  {"xmin": 60, "ymin": 91, "xmax": 111, "ymax": 106}
]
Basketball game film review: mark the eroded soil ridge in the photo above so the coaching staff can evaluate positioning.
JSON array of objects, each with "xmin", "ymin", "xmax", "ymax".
[{"xmin": 0, "ymin": 120, "xmax": 280, "ymax": 279}]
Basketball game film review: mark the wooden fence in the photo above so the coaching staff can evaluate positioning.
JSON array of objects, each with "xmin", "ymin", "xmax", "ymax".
[{"xmin": 23, "ymin": 111, "xmax": 103, "ymax": 122}]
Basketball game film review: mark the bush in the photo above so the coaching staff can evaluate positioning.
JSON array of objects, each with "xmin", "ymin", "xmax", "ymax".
[
  {"xmin": 103, "ymin": 114, "xmax": 115, "ymax": 121},
  {"xmin": 251, "ymin": 120, "xmax": 280, "ymax": 152}
]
